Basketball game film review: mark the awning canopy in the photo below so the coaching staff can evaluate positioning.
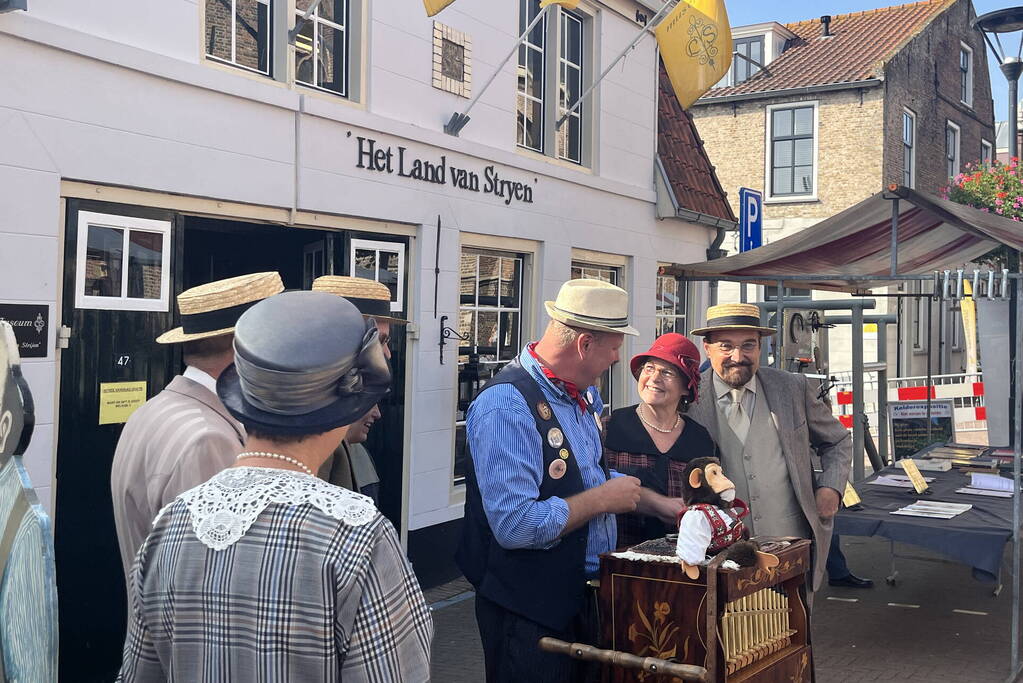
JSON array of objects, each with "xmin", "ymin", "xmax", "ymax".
[{"xmin": 665, "ymin": 187, "xmax": 1023, "ymax": 292}]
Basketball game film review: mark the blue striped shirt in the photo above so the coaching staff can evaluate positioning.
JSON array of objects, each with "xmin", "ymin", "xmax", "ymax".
[{"xmin": 465, "ymin": 345, "xmax": 617, "ymax": 576}]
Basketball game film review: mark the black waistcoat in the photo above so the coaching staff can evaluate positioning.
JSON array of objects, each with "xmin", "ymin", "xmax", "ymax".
[{"xmin": 456, "ymin": 359, "xmax": 592, "ymax": 631}]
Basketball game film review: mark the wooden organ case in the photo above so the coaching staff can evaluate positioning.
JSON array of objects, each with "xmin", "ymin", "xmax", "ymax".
[{"xmin": 598, "ymin": 538, "xmax": 812, "ymax": 682}]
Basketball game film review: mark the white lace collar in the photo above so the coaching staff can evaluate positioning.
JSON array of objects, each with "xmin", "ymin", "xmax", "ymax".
[{"xmin": 165, "ymin": 466, "xmax": 378, "ymax": 551}]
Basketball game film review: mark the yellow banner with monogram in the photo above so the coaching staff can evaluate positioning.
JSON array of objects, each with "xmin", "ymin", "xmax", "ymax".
[
  {"xmin": 655, "ymin": 0, "xmax": 733, "ymax": 109},
  {"xmin": 540, "ymin": 0, "xmax": 580, "ymax": 8}
]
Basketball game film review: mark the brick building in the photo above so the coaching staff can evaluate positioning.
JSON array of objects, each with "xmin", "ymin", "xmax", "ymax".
[{"xmin": 690, "ymin": 0, "xmax": 995, "ymax": 378}]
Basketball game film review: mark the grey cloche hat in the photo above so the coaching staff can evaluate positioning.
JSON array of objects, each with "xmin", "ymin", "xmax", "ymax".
[{"xmin": 216, "ymin": 291, "xmax": 391, "ymax": 435}]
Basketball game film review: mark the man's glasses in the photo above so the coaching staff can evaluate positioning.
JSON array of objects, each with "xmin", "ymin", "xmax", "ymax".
[{"xmin": 711, "ymin": 341, "xmax": 759, "ymax": 354}]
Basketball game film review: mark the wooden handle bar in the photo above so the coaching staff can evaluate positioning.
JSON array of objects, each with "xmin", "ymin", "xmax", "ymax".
[{"xmin": 537, "ymin": 637, "xmax": 710, "ymax": 682}]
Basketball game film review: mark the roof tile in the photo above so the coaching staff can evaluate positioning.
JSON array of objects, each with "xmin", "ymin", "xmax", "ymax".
[
  {"xmin": 658, "ymin": 62, "xmax": 737, "ymax": 222},
  {"xmin": 700, "ymin": 0, "xmax": 953, "ymax": 100}
]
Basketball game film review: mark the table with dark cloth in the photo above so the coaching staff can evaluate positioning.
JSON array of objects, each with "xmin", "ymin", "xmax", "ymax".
[{"xmin": 834, "ymin": 466, "xmax": 1018, "ymax": 581}]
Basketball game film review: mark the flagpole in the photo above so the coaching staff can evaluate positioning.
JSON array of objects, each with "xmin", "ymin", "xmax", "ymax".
[
  {"xmin": 445, "ymin": 5, "xmax": 551, "ymax": 136},
  {"xmin": 555, "ymin": 0, "xmax": 673, "ymax": 130}
]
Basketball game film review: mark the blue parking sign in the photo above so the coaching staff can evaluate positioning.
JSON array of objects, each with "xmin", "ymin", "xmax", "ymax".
[{"xmin": 739, "ymin": 187, "xmax": 762, "ymax": 252}]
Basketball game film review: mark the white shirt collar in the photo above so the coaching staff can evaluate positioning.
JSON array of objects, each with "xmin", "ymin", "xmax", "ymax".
[{"xmin": 183, "ymin": 365, "xmax": 218, "ymax": 395}]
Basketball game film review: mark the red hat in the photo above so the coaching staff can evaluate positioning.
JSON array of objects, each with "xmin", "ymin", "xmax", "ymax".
[{"xmin": 629, "ymin": 333, "xmax": 702, "ymax": 404}]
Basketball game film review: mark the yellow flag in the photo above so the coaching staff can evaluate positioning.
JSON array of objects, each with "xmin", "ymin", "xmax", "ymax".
[
  {"xmin": 655, "ymin": 0, "xmax": 733, "ymax": 109},
  {"xmin": 423, "ymin": 0, "xmax": 456, "ymax": 16},
  {"xmin": 540, "ymin": 0, "xmax": 580, "ymax": 8},
  {"xmin": 962, "ymin": 279, "xmax": 978, "ymax": 374}
]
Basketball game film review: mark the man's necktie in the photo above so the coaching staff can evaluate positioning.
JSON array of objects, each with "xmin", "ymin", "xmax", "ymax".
[{"xmin": 727, "ymin": 388, "xmax": 750, "ymax": 443}]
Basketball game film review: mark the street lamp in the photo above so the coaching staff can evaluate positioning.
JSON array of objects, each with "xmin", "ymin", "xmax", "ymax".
[{"xmin": 974, "ymin": 7, "xmax": 1023, "ymax": 158}]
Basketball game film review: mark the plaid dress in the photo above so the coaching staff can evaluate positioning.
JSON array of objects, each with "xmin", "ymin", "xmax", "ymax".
[
  {"xmin": 604, "ymin": 405, "xmax": 719, "ymax": 548},
  {"xmin": 117, "ymin": 467, "xmax": 433, "ymax": 682}
]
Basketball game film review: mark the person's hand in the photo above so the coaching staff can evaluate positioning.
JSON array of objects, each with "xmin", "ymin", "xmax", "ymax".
[
  {"xmin": 600, "ymin": 476, "xmax": 642, "ymax": 514},
  {"xmin": 655, "ymin": 496, "xmax": 686, "ymax": 526},
  {"xmin": 816, "ymin": 487, "xmax": 841, "ymax": 520}
]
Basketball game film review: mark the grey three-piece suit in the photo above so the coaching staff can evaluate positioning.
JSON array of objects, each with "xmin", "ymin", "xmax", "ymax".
[{"xmin": 686, "ymin": 366, "xmax": 852, "ymax": 591}]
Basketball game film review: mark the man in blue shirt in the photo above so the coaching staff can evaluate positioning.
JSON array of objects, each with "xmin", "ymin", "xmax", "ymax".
[{"xmin": 459, "ymin": 279, "xmax": 664, "ymax": 683}]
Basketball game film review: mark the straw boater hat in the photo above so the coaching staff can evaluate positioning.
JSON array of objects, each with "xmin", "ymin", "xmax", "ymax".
[
  {"xmin": 217, "ymin": 291, "xmax": 391, "ymax": 435},
  {"xmin": 156, "ymin": 272, "xmax": 285, "ymax": 344},
  {"xmin": 691, "ymin": 303, "xmax": 776, "ymax": 337},
  {"xmin": 311, "ymin": 276, "xmax": 406, "ymax": 325},
  {"xmin": 544, "ymin": 279, "xmax": 639, "ymax": 336}
]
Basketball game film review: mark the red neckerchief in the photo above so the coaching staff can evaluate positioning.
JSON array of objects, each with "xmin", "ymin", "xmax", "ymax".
[{"xmin": 526, "ymin": 342, "xmax": 588, "ymax": 414}]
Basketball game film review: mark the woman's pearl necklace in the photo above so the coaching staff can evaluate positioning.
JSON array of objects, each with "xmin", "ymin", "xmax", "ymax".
[
  {"xmin": 638, "ymin": 404, "xmax": 681, "ymax": 434},
  {"xmin": 236, "ymin": 451, "xmax": 314, "ymax": 477}
]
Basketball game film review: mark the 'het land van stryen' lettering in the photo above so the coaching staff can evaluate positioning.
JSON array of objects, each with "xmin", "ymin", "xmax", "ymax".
[{"xmin": 356, "ymin": 136, "xmax": 534, "ymax": 206}]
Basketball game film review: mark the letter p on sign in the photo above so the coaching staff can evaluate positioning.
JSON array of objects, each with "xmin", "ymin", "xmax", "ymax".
[{"xmin": 739, "ymin": 187, "xmax": 762, "ymax": 253}]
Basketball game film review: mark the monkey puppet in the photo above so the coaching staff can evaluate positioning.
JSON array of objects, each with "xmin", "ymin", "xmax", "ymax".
[{"xmin": 675, "ymin": 457, "xmax": 779, "ymax": 579}]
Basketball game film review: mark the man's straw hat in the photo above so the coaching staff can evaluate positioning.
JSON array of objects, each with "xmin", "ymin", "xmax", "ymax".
[
  {"xmin": 544, "ymin": 279, "xmax": 638, "ymax": 336},
  {"xmin": 311, "ymin": 276, "xmax": 407, "ymax": 325},
  {"xmin": 156, "ymin": 272, "xmax": 285, "ymax": 344},
  {"xmin": 691, "ymin": 303, "xmax": 776, "ymax": 337}
]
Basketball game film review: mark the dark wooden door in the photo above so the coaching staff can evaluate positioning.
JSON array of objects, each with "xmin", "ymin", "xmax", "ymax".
[{"xmin": 54, "ymin": 201, "xmax": 180, "ymax": 682}]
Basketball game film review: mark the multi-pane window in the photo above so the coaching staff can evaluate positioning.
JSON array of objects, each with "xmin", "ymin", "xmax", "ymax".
[
  {"xmin": 75, "ymin": 212, "xmax": 172, "ymax": 312},
  {"xmin": 571, "ymin": 263, "xmax": 620, "ymax": 412},
  {"xmin": 454, "ymin": 249, "xmax": 525, "ymax": 483},
  {"xmin": 557, "ymin": 11, "xmax": 583, "ymax": 163},
  {"xmin": 656, "ymin": 274, "xmax": 688, "ymax": 337},
  {"xmin": 350, "ymin": 239, "xmax": 406, "ymax": 312},
  {"xmin": 960, "ymin": 45, "xmax": 973, "ymax": 106},
  {"xmin": 517, "ymin": 0, "xmax": 547, "ymax": 153},
  {"xmin": 769, "ymin": 105, "xmax": 815, "ymax": 197},
  {"xmin": 903, "ymin": 110, "xmax": 916, "ymax": 188},
  {"xmin": 205, "ymin": 0, "xmax": 272, "ymax": 75},
  {"xmin": 913, "ymin": 285, "xmax": 926, "ymax": 350},
  {"xmin": 732, "ymin": 36, "xmax": 763, "ymax": 85},
  {"xmin": 982, "ymin": 140, "xmax": 994, "ymax": 167},
  {"xmin": 295, "ymin": 0, "xmax": 349, "ymax": 96},
  {"xmin": 516, "ymin": 0, "xmax": 588, "ymax": 165},
  {"xmin": 946, "ymin": 121, "xmax": 960, "ymax": 178}
]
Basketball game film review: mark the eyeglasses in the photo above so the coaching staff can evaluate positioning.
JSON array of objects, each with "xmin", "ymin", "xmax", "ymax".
[
  {"xmin": 711, "ymin": 341, "xmax": 759, "ymax": 354},
  {"xmin": 640, "ymin": 363, "xmax": 679, "ymax": 382}
]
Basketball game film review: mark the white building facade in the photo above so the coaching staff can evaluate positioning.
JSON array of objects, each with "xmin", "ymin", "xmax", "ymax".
[{"xmin": 0, "ymin": 0, "xmax": 717, "ymax": 675}]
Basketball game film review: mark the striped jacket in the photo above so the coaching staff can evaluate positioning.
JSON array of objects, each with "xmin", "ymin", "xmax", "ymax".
[{"xmin": 111, "ymin": 374, "xmax": 245, "ymax": 580}]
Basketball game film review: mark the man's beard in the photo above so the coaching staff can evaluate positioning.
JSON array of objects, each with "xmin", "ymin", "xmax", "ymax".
[{"xmin": 720, "ymin": 362, "xmax": 754, "ymax": 388}]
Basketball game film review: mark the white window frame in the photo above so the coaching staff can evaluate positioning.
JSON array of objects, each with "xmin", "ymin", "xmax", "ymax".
[
  {"xmin": 765, "ymin": 101, "xmax": 819, "ymax": 203},
  {"xmin": 557, "ymin": 10, "xmax": 584, "ymax": 164},
  {"xmin": 570, "ymin": 260, "xmax": 622, "ymax": 413},
  {"xmin": 655, "ymin": 272, "xmax": 689, "ymax": 336},
  {"xmin": 946, "ymin": 120, "xmax": 961, "ymax": 178},
  {"xmin": 516, "ymin": 0, "xmax": 592, "ymax": 167},
  {"xmin": 75, "ymin": 211, "xmax": 172, "ymax": 312},
  {"xmin": 454, "ymin": 246, "xmax": 529, "ymax": 485},
  {"xmin": 294, "ymin": 0, "xmax": 350, "ymax": 97},
  {"xmin": 349, "ymin": 238, "xmax": 405, "ymax": 313},
  {"xmin": 982, "ymin": 139, "xmax": 994, "ymax": 167},
  {"xmin": 903, "ymin": 108, "xmax": 916, "ymax": 189},
  {"xmin": 960, "ymin": 42, "xmax": 973, "ymax": 107},
  {"xmin": 204, "ymin": 0, "xmax": 273, "ymax": 76},
  {"xmin": 732, "ymin": 35, "xmax": 764, "ymax": 85}
]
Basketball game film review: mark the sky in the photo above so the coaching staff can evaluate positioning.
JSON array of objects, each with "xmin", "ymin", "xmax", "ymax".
[{"xmin": 725, "ymin": 0, "xmax": 1018, "ymax": 122}]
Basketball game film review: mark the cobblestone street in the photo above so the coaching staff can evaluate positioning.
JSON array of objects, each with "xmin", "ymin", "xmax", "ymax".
[{"xmin": 427, "ymin": 535, "xmax": 1020, "ymax": 682}]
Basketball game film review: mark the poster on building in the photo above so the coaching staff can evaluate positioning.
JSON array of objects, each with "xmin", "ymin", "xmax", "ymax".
[
  {"xmin": 0, "ymin": 304, "xmax": 48, "ymax": 359},
  {"xmin": 98, "ymin": 382, "xmax": 147, "ymax": 425},
  {"xmin": 888, "ymin": 400, "xmax": 955, "ymax": 460}
]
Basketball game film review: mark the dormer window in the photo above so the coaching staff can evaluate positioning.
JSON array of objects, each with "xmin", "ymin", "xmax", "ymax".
[{"xmin": 732, "ymin": 36, "xmax": 764, "ymax": 84}]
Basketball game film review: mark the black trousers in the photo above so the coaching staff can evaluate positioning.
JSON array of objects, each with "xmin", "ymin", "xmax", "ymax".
[{"xmin": 474, "ymin": 592, "xmax": 600, "ymax": 683}]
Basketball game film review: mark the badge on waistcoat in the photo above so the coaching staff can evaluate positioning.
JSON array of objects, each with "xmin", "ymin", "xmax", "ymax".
[
  {"xmin": 559, "ymin": 448, "xmax": 570, "ymax": 460},
  {"xmin": 537, "ymin": 401, "xmax": 553, "ymax": 421},
  {"xmin": 548, "ymin": 459, "xmax": 567, "ymax": 480},
  {"xmin": 547, "ymin": 427, "xmax": 564, "ymax": 449}
]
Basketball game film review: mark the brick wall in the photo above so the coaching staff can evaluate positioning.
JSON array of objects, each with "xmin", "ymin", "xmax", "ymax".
[
  {"xmin": 691, "ymin": 87, "xmax": 885, "ymax": 222},
  {"xmin": 882, "ymin": 0, "xmax": 995, "ymax": 195}
]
